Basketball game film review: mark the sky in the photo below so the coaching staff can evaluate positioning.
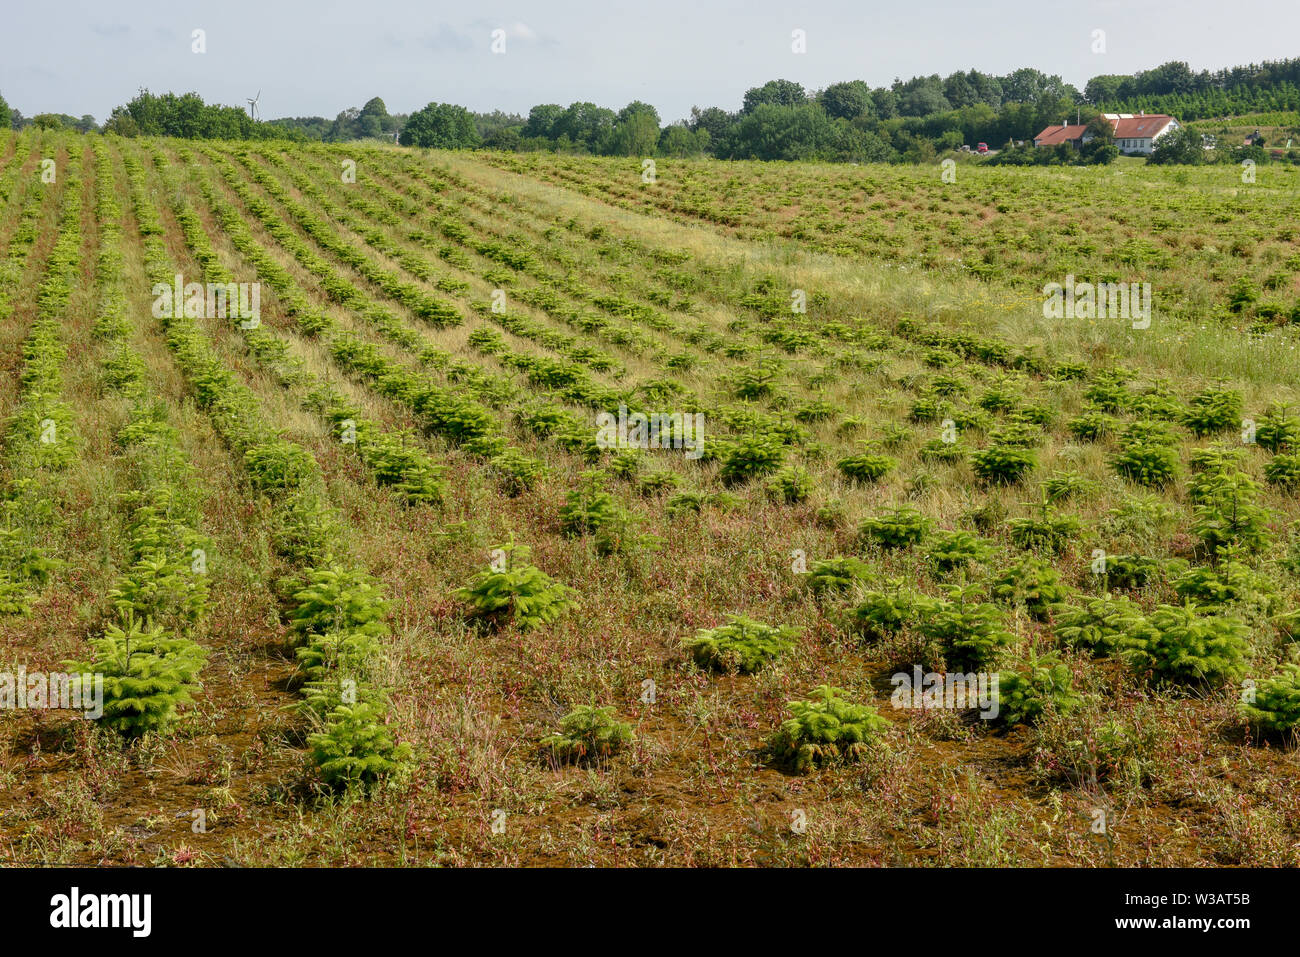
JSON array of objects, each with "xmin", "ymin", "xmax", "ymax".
[{"xmin": 3, "ymin": 0, "xmax": 1298, "ymax": 124}]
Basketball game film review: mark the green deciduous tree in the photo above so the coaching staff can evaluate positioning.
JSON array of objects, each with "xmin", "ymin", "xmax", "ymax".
[{"xmin": 398, "ymin": 102, "xmax": 481, "ymax": 148}]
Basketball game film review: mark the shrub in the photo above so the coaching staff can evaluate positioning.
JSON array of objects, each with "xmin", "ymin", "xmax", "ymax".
[
  {"xmin": 927, "ymin": 529, "xmax": 996, "ymax": 571},
  {"xmin": 765, "ymin": 466, "xmax": 814, "ymax": 503},
  {"xmin": 1255, "ymin": 403, "xmax": 1300, "ymax": 453},
  {"xmin": 768, "ymin": 685, "xmax": 890, "ymax": 773},
  {"xmin": 64, "ymin": 617, "xmax": 207, "ymax": 737},
  {"xmin": 490, "ymin": 448, "xmax": 546, "ymax": 495},
  {"xmin": 454, "ymin": 541, "xmax": 578, "ymax": 631},
  {"xmin": 1265, "ymin": 453, "xmax": 1300, "ymax": 489},
  {"xmin": 719, "ymin": 435, "xmax": 785, "ymax": 485},
  {"xmin": 1172, "ymin": 557, "xmax": 1272, "ymax": 608},
  {"xmin": 1191, "ymin": 476, "xmax": 1273, "ymax": 554},
  {"xmin": 1111, "ymin": 423, "xmax": 1180, "ymax": 487},
  {"xmin": 540, "ymin": 705, "xmax": 635, "ymax": 762},
  {"xmin": 637, "ymin": 470, "xmax": 681, "ymax": 496},
  {"xmin": 684, "ymin": 614, "xmax": 799, "ymax": 673},
  {"xmin": 805, "ymin": 556, "xmax": 872, "ymax": 595},
  {"xmin": 837, "ymin": 451, "xmax": 897, "ymax": 484},
  {"xmin": 997, "ymin": 651, "xmax": 1083, "ymax": 725},
  {"xmin": 308, "ymin": 701, "xmax": 413, "ymax": 787},
  {"xmin": 1182, "ymin": 386, "xmax": 1243, "ymax": 437},
  {"xmin": 1131, "ymin": 383, "xmax": 1185, "ymax": 422},
  {"xmin": 1105, "ymin": 494, "xmax": 1179, "ymax": 545},
  {"xmin": 991, "ymin": 557, "xmax": 1070, "ymax": 619},
  {"xmin": 918, "ymin": 587, "xmax": 1012, "ymax": 670},
  {"xmin": 559, "ymin": 470, "xmax": 622, "ymax": 538},
  {"xmin": 1240, "ymin": 665, "xmax": 1300, "ymax": 736},
  {"xmin": 289, "ymin": 564, "xmax": 390, "ymax": 640},
  {"xmin": 859, "ymin": 507, "xmax": 931, "ymax": 549},
  {"xmin": 970, "ymin": 444, "xmax": 1036, "ymax": 484},
  {"xmin": 244, "ymin": 440, "xmax": 317, "ymax": 491},
  {"xmin": 1042, "ymin": 471, "xmax": 1095, "ymax": 503},
  {"xmin": 1052, "ymin": 596, "xmax": 1142, "ymax": 657},
  {"xmin": 1101, "ymin": 553, "xmax": 1165, "ymax": 590},
  {"xmin": 1084, "ymin": 378, "xmax": 1132, "ymax": 413},
  {"xmin": 1120, "ymin": 604, "xmax": 1251, "ymax": 687},
  {"xmin": 815, "ymin": 498, "xmax": 846, "ymax": 528},
  {"xmin": 845, "ymin": 583, "xmax": 932, "ymax": 642},
  {"xmin": 108, "ymin": 552, "xmax": 208, "ymax": 630},
  {"xmin": 1008, "ymin": 502, "xmax": 1080, "ymax": 555},
  {"xmin": 919, "ymin": 438, "xmax": 966, "ymax": 463},
  {"xmin": 1067, "ymin": 410, "xmax": 1119, "ymax": 442}
]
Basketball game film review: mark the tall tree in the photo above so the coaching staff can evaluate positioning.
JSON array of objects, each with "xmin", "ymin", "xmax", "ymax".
[{"xmin": 741, "ymin": 79, "xmax": 808, "ymax": 113}]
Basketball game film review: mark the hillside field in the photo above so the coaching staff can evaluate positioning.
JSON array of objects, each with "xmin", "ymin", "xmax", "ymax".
[{"xmin": 2, "ymin": 129, "xmax": 1300, "ymax": 866}]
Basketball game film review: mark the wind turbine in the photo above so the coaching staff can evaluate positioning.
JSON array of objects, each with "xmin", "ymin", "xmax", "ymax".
[{"xmin": 246, "ymin": 90, "xmax": 261, "ymax": 122}]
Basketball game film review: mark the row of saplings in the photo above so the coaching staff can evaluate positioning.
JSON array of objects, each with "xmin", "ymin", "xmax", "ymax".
[
  {"xmin": 449, "ymin": 541, "xmax": 888, "ymax": 772},
  {"xmin": 446, "ymin": 496, "xmax": 1300, "ymax": 773}
]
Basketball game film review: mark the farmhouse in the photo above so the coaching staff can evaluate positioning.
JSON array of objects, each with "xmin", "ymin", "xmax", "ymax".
[
  {"xmin": 1032, "ymin": 123, "xmax": 1088, "ymax": 149},
  {"xmin": 1032, "ymin": 113, "xmax": 1180, "ymax": 155}
]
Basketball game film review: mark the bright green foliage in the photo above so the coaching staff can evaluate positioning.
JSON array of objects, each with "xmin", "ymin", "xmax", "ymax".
[
  {"xmin": 805, "ymin": 557, "xmax": 872, "ymax": 595},
  {"xmin": 1182, "ymin": 386, "xmax": 1242, "ymax": 436},
  {"xmin": 289, "ymin": 564, "xmax": 390, "ymax": 639},
  {"xmin": 108, "ymin": 552, "xmax": 208, "ymax": 631},
  {"xmin": 997, "ymin": 650, "xmax": 1083, "ymax": 725},
  {"xmin": 540, "ymin": 704, "xmax": 635, "ymax": 762},
  {"xmin": 1042, "ymin": 471, "xmax": 1095, "ymax": 502},
  {"xmin": 970, "ymin": 443, "xmax": 1036, "ymax": 484},
  {"xmin": 918, "ymin": 587, "xmax": 1012, "ymax": 670},
  {"xmin": 1240, "ymin": 665, "xmax": 1300, "ymax": 735},
  {"xmin": 1255, "ymin": 403, "xmax": 1300, "ymax": 453},
  {"xmin": 64, "ymin": 617, "xmax": 207, "ymax": 737},
  {"xmin": 1120, "ymin": 604, "xmax": 1251, "ymax": 687},
  {"xmin": 845, "ymin": 583, "xmax": 932, "ymax": 642},
  {"xmin": 685, "ymin": 614, "xmax": 799, "ymax": 673},
  {"xmin": 454, "ymin": 541, "xmax": 578, "ymax": 631},
  {"xmin": 837, "ymin": 451, "xmax": 897, "ymax": 484},
  {"xmin": 244, "ymin": 439, "xmax": 316, "ymax": 491},
  {"xmin": 1171, "ymin": 556, "xmax": 1272, "ymax": 608},
  {"xmin": 991, "ymin": 556, "xmax": 1070, "ymax": 619},
  {"xmin": 765, "ymin": 466, "xmax": 814, "ymax": 503},
  {"xmin": 1187, "ymin": 446, "xmax": 1246, "ymax": 503},
  {"xmin": 1067, "ymin": 410, "xmax": 1119, "ymax": 442},
  {"xmin": 1102, "ymin": 553, "xmax": 1165, "ymax": 590},
  {"xmin": 1191, "ymin": 474, "xmax": 1273, "ymax": 554},
  {"xmin": 1112, "ymin": 421, "xmax": 1180, "ymax": 487},
  {"xmin": 859, "ymin": 506, "xmax": 931, "ymax": 549},
  {"xmin": 768, "ymin": 685, "xmax": 890, "ymax": 773},
  {"xmin": 308, "ymin": 701, "xmax": 413, "ymax": 787},
  {"xmin": 1052, "ymin": 596, "xmax": 1142, "ymax": 657},
  {"xmin": 719, "ymin": 435, "xmax": 786, "ymax": 485},
  {"xmin": 1008, "ymin": 501, "xmax": 1079, "ymax": 555},
  {"xmin": 1265, "ymin": 453, "xmax": 1300, "ymax": 490},
  {"xmin": 490, "ymin": 447, "xmax": 547, "ymax": 495},
  {"xmin": 927, "ymin": 529, "xmax": 996, "ymax": 571},
  {"xmin": 1084, "ymin": 375, "xmax": 1133, "ymax": 414},
  {"xmin": 919, "ymin": 438, "xmax": 966, "ymax": 462}
]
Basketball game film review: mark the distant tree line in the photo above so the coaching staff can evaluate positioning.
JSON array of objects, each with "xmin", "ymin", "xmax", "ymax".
[{"xmin": 4, "ymin": 56, "xmax": 1300, "ymax": 166}]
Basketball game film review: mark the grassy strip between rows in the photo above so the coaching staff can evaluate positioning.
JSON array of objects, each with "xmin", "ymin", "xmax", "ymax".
[{"xmin": 121, "ymin": 145, "xmax": 412, "ymax": 789}]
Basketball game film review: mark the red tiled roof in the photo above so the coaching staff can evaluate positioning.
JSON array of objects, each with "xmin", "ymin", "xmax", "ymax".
[
  {"xmin": 1111, "ymin": 115, "xmax": 1175, "ymax": 138},
  {"xmin": 1033, "ymin": 124, "xmax": 1088, "ymax": 146}
]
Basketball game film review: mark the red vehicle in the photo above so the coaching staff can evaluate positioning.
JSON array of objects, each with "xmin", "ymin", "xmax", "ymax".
[{"xmin": 976, "ymin": 142, "xmax": 989, "ymax": 154}]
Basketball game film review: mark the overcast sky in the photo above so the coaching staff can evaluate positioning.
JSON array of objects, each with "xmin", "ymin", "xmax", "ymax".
[{"xmin": 4, "ymin": 0, "xmax": 1297, "ymax": 124}]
